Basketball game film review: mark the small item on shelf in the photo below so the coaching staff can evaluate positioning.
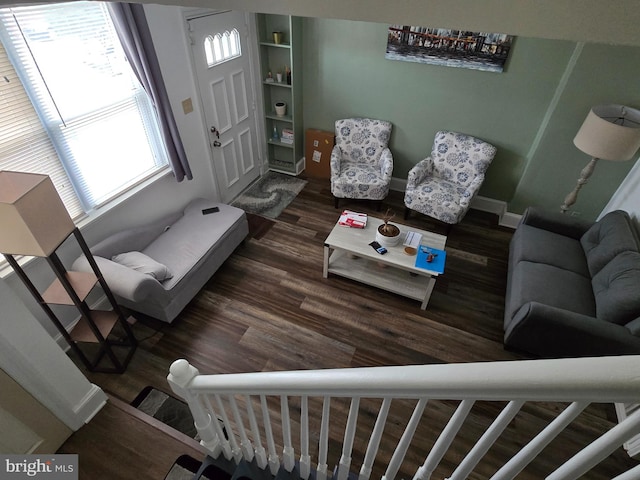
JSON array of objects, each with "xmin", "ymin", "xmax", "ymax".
[
  {"xmin": 272, "ymin": 126, "xmax": 279, "ymax": 142},
  {"xmin": 339, "ymin": 210, "xmax": 367, "ymax": 228},
  {"xmin": 265, "ymin": 71, "xmax": 274, "ymax": 83},
  {"xmin": 280, "ymin": 128, "xmax": 294, "ymax": 144},
  {"xmin": 285, "ymin": 66, "xmax": 291, "ymax": 85}
]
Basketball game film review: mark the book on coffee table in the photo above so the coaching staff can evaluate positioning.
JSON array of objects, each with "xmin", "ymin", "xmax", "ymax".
[{"xmin": 415, "ymin": 245, "xmax": 446, "ymax": 273}]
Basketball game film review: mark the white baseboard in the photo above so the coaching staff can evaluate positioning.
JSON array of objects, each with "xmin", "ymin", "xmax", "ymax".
[
  {"xmin": 390, "ymin": 177, "xmax": 521, "ymax": 229},
  {"xmin": 73, "ymin": 384, "xmax": 108, "ymax": 426}
]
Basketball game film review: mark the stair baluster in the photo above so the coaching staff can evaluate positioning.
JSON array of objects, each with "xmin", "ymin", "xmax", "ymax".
[
  {"xmin": 359, "ymin": 398, "xmax": 391, "ymax": 480},
  {"xmin": 337, "ymin": 397, "xmax": 360, "ymax": 480},
  {"xmin": 382, "ymin": 398, "xmax": 428, "ymax": 480},
  {"xmin": 300, "ymin": 396, "xmax": 311, "ymax": 480},
  {"xmin": 281, "ymin": 395, "xmax": 296, "ymax": 472},
  {"xmin": 260, "ymin": 394, "xmax": 281, "ymax": 475},
  {"xmin": 246, "ymin": 395, "xmax": 268, "ymax": 469},
  {"xmin": 317, "ymin": 396, "xmax": 331, "ymax": 480}
]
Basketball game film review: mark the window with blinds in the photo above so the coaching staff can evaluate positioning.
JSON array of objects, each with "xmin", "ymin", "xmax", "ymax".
[
  {"xmin": 0, "ymin": 42, "xmax": 84, "ymax": 219},
  {"xmin": 0, "ymin": 2, "xmax": 168, "ymax": 214}
]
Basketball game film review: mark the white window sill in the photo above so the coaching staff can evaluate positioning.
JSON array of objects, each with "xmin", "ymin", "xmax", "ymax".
[{"xmin": 0, "ymin": 166, "xmax": 172, "ymax": 279}]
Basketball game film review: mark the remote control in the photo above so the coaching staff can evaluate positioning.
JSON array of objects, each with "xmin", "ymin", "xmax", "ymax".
[
  {"xmin": 202, "ymin": 206, "xmax": 220, "ymax": 215},
  {"xmin": 369, "ymin": 241, "xmax": 387, "ymax": 255}
]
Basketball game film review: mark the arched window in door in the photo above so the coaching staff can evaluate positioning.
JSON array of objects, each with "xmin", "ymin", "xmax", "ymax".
[{"xmin": 204, "ymin": 29, "xmax": 241, "ymax": 67}]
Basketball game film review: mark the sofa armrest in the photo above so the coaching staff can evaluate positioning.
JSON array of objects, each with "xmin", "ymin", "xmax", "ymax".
[
  {"xmin": 72, "ymin": 255, "xmax": 165, "ymax": 303},
  {"xmin": 520, "ymin": 206, "xmax": 592, "ymax": 239},
  {"xmin": 505, "ymin": 302, "xmax": 640, "ymax": 357}
]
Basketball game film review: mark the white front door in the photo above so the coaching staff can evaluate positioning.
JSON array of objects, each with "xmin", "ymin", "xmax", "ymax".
[{"xmin": 189, "ymin": 11, "xmax": 260, "ymax": 203}]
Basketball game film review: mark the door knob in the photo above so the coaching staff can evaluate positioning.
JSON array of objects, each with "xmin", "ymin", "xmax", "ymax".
[
  {"xmin": 210, "ymin": 126, "xmax": 220, "ymax": 139},
  {"xmin": 213, "ymin": 140, "xmax": 221, "ymax": 147}
]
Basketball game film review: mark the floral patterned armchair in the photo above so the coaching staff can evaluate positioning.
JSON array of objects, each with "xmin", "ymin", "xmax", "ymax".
[
  {"xmin": 330, "ymin": 118, "xmax": 393, "ymax": 208},
  {"xmin": 404, "ymin": 131, "xmax": 497, "ymax": 224}
]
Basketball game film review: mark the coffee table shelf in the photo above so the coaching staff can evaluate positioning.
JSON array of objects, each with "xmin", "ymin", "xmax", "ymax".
[
  {"xmin": 323, "ymin": 216, "xmax": 447, "ymax": 309},
  {"xmin": 327, "ymin": 250, "xmax": 432, "ymax": 302}
]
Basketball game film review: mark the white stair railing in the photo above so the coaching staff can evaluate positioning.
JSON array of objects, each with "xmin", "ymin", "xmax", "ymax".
[{"xmin": 167, "ymin": 356, "xmax": 640, "ymax": 480}]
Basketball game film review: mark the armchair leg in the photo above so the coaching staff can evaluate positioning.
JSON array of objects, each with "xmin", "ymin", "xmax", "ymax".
[
  {"xmin": 334, "ymin": 197, "xmax": 339, "ymax": 209},
  {"xmin": 376, "ymin": 201, "xmax": 382, "ymax": 212},
  {"xmin": 404, "ymin": 207, "xmax": 411, "ymax": 220}
]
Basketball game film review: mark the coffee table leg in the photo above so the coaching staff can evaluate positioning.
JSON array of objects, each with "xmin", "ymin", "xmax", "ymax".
[
  {"xmin": 323, "ymin": 244, "xmax": 330, "ymax": 278},
  {"xmin": 421, "ymin": 277, "xmax": 436, "ymax": 310}
]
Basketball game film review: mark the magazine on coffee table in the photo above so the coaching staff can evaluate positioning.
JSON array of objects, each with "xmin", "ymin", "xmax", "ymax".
[{"xmin": 415, "ymin": 245, "xmax": 446, "ymax": 273}]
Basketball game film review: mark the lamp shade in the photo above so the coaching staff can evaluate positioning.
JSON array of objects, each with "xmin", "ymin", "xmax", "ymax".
[
  {"xmin": 0, "ymin": 171, "xmax": 75, "ymax": 256},
  {"xmin": 573, "ymin": 104, "xmax": 640, "ymax": 161}
]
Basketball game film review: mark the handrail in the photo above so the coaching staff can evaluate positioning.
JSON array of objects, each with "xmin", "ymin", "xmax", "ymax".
[
  {"xmin": 170, "ymin": 356, "xmax": 640, "ymax": 401},
  {"xmin": 167, "ymin": 356, "xmax": 640, "ymax": 480}
]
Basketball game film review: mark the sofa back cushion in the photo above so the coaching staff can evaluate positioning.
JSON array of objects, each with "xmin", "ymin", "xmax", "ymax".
[
  {"xmin": 591, "ymin": 251, "xmax": 640, "ymax": 325},
  {"xmin": 580, "ymin": 210, "xmax": 639, "ymax": 277}
]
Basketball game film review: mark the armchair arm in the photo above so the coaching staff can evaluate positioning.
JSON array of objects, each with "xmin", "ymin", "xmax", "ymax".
[
  {"xmin": 505, "ymin": 302, "xmax": 640, "ymax": 357},
  {"xmin": 72, "ymin": 255, "xmax": 165, "ymax": 303},
  {"xmin": 407, "ymin": 157, "xmax": 434, "ymax": 189},
  {"xmin": 330, "ymin": 145, "xmax": 342, "ymax": 181},
  {"xmin": 460, "ymin": 174, "xmax": 485, "ymax": 208},
  {"xmin": 378, "ymin": 147, "xmax": 393, "ymax": 181},
  {"xmin": 520, "ymin": 206, "xmax": 592, "ymax": 239}
]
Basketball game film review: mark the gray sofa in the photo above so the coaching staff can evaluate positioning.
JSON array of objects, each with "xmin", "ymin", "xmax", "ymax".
[
  {"xmin": 504, "ymin": 207, "xmax": 640, "ymax": 357},
  {"xmin": 73, "ymin": 198, "xmax": 248, "ymax": 323}
]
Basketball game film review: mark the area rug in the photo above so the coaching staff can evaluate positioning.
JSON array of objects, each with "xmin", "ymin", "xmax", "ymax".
[
  {"xmin": 232, "ymin": 171, "xmax": 307, "ymax": 219},
  {"xmin": 132, "ymin": 386, "xmax": 197, "ymax": 438}
]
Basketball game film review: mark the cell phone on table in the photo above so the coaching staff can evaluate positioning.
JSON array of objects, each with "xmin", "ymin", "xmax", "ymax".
[
  {"xmin": 202, "ymin": 206, "xmax": 220, "ymax": 215},
  {"xmin": 369, "ymin": 241, "xmax": 387, "ymax": 255}
]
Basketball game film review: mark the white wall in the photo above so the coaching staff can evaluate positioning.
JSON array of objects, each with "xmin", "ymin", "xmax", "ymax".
[
  {"xmin": 0, "ymin": 278, "xmax": 107, "ymax": 430},
  {"xmin": 600, "ymin": 158, "xmax": 640, "ymax": 225}
]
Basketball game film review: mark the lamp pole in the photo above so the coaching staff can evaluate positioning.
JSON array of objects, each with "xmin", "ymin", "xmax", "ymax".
[{"xmin": 560, "ymin": 157, "xmax": 599, "ymax": 214}]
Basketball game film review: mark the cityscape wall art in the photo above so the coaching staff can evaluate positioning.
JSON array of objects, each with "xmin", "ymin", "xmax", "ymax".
[{"xmin": 386, "ymin": 26, "xmax": 514, "ymax": 73}]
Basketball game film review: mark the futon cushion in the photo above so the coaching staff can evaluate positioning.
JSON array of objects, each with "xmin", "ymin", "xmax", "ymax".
[
  {"xmin": 581, "ymin": 210, "xmax": 639, "ymax": 277},
  {"xmin": 111, "ymin": 251, "xmax": 173, "ymax": 281},
  {"xmin": 510, "ymin": 224, "xmax": 589, "ymax": 277},
  {"xmin": 506, "ymin": 260, "xmax": 596, "ymax": 322},
  {"xmin": 591, "ymin": 251, "xmax": 640, "ymax": 325}
]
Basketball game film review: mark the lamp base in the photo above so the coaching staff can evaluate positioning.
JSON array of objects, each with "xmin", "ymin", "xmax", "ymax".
[{"xmin": 560, "ymin": 157, "xmax": 599, "ymax": 214}]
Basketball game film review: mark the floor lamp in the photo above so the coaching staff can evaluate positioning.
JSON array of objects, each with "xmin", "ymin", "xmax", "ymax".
[
  {"xmin": 561, "ymin": 104, "xmax": 640, "ymax": 214},
  {"xmin": 0, "ymin": 170, "xmax": 137, "ymax": 373}
]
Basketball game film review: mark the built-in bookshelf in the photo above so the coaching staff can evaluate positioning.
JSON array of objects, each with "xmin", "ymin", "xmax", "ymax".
[{"xmin": 256, "ymin": 14, "xmax": 304, "ymax": 175}]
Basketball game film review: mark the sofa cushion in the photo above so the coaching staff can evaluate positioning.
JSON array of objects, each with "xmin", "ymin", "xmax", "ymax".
[
  {"xmin": 591, "ymin": 251, "xmax": 640, "ymax": 325},
  {"xmin": 506, "ymin": 260, "xmax": 596, "ymax": 322},
  {"xmin": 581, "ymin": 210, "xmax": 639, "ymax": 277},
  {"xmin": 142, "ymin": 200, "xmax": 246, "ymax": 290},
  {"xmin": 111, "ymin": 251, "xmax": 173, "ymax": 281},
  {"xmin": 510, "ymin": 224, "xmax": 589, "ymax": 277}
]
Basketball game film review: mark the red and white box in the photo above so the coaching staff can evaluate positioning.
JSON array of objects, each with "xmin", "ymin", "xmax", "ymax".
[{"xmin": 339, "ymin": 210, "xmax": 367, "ymax": 228}]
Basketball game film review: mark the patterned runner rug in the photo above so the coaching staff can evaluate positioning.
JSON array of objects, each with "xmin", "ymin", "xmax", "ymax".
[{"xmin": 231, "ymin": 171, "xmax": 307, "ymax": 219}]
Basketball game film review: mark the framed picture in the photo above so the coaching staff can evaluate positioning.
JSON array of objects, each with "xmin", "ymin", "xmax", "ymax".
[{"xmin": 386, "ymin": 26, "xmax": 514, "ymax": 73}]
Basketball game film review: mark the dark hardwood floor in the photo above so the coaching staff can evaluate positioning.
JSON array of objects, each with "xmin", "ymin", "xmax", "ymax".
[{"xmin": 59, "ymin": 177, "xmax": 637, "ymax": 479}]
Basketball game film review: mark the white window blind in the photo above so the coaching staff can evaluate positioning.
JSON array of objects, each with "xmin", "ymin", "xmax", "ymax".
[
  {"xmin": 0, "ymin": 2, "xmax": 168, "ymax": 212},
  {"xmin": 0, "ymin": 42, "xmax": 83, "ymax": 219}
]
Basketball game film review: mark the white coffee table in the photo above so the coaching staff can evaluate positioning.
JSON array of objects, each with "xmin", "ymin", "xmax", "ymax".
[{"xmin": 323, "ymin": 216, "xmax": 447, "ymax": 309}]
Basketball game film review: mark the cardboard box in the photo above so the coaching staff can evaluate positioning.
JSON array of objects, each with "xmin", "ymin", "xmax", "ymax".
[{"xmin": 305, "ymin": 129, "xmax": 335, "ymax": 179}]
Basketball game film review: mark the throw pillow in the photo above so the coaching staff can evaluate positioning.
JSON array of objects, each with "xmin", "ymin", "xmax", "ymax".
[
  {"xmin": 111, "ymin": 251, "xmax": 173, "ymax": 281},
  {"xmin": 581, "ymin": 210, "xmax": 639, "ymax": 277},
  {"xmin": 591, "ymin": 251, "xmax": 640, "ymax": 325}
]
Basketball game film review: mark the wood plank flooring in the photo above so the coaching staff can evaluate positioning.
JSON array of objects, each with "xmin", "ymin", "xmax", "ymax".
[{"xmin": 60, "ymin": 177, "xmax": 637, "ymax": 479}]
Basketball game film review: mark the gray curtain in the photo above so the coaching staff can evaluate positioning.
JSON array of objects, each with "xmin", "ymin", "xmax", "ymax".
[{"xmin": 107, "ymin": 2, "xmax": 193, "ymax": 182}]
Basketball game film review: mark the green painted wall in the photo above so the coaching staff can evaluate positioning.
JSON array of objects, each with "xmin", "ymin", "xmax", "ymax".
[
  {"xmin": 510, "ymin": 43, "xmax": 640, "ymax": 217},
  {"xmin": 301, "ymin": 18, "xmax": 640, "ymax": 219}
]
